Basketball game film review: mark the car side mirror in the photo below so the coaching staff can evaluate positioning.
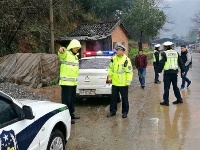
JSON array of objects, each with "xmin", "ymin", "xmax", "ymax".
[{"xmin": 22, "ymin": 105, "xmax": 35, "ymax": 119}]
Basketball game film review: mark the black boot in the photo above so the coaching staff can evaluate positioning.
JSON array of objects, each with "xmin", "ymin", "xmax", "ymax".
[
  {"xmin": 155, "ymin": 81, "xmax": 161, "ymax": 84},
  {"xmin": 173, "ymin": 100, "xmax": 183, "ymax": 104},
  {"xmin": 71, "ymin": 114, "xmax": 80, "ymax": 119},
  {"xmin": 160, "ymin": 101, "xmax": 169, "ymax": 106},
  {"xmin": 107, "ymin": 113, "xmax": 116, "ymax": 118}
]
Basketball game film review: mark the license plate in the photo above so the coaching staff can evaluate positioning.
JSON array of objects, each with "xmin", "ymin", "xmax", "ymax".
[{"xmin": 79, "ymin": 89, "xmax": 96, "ymax": 95}]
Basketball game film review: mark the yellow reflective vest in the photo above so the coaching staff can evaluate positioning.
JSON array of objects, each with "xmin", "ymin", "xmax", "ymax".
[
  {"xmin": 108, "ymin": 54, "xmax": 133, "ymax": 86},
  {"xmin": 153, "ymin": 50, "xmax": 161, "ymax": 62},
  {"xmin": 58, "ymin": 39, "xmax": 81, "ymax": 86},
  {"xmin": 163, "ymin": 49, "xmax": 178, "ymax": 70}
]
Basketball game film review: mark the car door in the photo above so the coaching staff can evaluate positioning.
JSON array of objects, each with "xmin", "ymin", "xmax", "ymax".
[{"xmin": 0, "ymin": 97, "xmax": 40, "ymax": 150}]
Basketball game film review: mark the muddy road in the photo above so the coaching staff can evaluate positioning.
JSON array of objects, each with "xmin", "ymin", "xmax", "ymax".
[{"xmin": 30, "ymin": 52, "xmax": 200, "ymax": 150}]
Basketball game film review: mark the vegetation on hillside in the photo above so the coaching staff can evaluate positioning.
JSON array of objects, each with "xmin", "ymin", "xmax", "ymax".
[{"xmin": 0, "ymin": 0, "xmax": 167, "ymax": 57}]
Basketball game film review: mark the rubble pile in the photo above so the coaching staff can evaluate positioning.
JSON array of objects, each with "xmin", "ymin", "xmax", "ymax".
[{"xmin": 0, "ymin": 82, "xmax": 49, "ymax": 100}]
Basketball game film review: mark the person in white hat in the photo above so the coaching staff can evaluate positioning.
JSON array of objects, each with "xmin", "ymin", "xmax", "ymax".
[
  {"xmin": 153, "ymin": 44, "xmax": 161, "ymax": 84},
  {"xmin": 107, "ymin": 44, "xmax": 133, "ymax": 118},
  {"xmin": 158, "ymin": 41, "xmax": 185, "ymax": 106}
]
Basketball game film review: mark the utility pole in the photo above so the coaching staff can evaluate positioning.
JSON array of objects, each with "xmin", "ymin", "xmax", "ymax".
[
  {"xmin": 139, "ymin": 0, "xmax": 145, "ymax": 50},
  {"xmin": 50, "ymin": 0, "xmax": 55, "ymax": 54}
]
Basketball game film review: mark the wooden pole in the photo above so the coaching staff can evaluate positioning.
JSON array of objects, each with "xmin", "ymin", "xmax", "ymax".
[{"xmin": 50, "ymin": 0, "xmax": 55, "ymax": 54}]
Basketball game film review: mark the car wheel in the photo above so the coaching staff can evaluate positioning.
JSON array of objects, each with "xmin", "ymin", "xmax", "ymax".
[{"xmin": 47, "ymin": 130, "xmax": 65, "ymax": 150}]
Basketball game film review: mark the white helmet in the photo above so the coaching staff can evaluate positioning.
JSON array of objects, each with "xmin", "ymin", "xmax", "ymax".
[
  {"xmin": 163, "ymin": 41, "xmax": 173, "ymax": 46},
  {"xmin": 154, "ymin": 44, "xmax": 161, "ymax": 48},
  {"xmin": 115, "ymin": 44, "xmax": 126, "ymax": 51}
]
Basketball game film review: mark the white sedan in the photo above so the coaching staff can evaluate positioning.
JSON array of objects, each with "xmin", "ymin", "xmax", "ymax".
[
  {"xmin": 76, "ymin": 51, "xmax": 121, "ymax": 102},
  {"xmin": 76, "ymin": 56, "xmax": 112, "ymax": 99},
  {"xmin": 0, "ymin": 91, "xmax": 71, "ymax": 150}
]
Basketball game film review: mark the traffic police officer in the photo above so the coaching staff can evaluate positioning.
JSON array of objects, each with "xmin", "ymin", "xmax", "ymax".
[
  {"xmin": 107, "ymin": 44, "xmax": 133, "ymax": 118},
  {"xmin": 158, "ymin": 41, "xmax": 185, "ymax": 106},
  {"xmin": 58, "ymin": 39, "xmax": 81, "ymax": 124},
  {"xmin": 153, "ymin": 44, "xmax": 161, "ymax": 84}
]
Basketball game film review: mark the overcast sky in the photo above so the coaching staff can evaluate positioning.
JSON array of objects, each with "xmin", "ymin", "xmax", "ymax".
[{"xmin": 159, "ymin": 0, "xmax": 200, "ymax": 38}]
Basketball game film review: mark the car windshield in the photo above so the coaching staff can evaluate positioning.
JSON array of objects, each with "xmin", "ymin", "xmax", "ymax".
[{"xmin": 79, "ymin": 58, "xmax": 110, "ymax": 69}]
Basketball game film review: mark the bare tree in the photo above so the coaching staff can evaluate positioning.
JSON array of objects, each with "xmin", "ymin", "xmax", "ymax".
[{"xmin": 191, "ymin": 10, "xmax": 200, "ymax": 27}]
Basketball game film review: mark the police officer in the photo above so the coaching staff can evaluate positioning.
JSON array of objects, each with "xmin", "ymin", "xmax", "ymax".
[
  {"xmin": 158, "ymin": 41, "xmax": 185, "ymax": 106},
  {"xmin": 58, "ymin": 39, "xmax": 81, "ymax": 124},
  {"xmin": 153, "ymin": 44, "xmax": 161, "ymax": 84},
  {"xmin": 107, "ymin": 44, "xmax": 133, "ymax": 118}
]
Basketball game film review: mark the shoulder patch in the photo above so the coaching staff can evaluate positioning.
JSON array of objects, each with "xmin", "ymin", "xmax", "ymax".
[{"xmin": 0, "ymin": 130, "xmax": 19, "ymax": 150}]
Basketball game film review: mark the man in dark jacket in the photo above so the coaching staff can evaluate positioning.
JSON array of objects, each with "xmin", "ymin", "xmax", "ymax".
[
  {"xmin": 158, "ymin": 41, "xmax": 185, "ymax": 106},
  {"xmin": 135, "ymin": 49, "xmax": 147, "ymax": 88},
  {"xmin": 180, "ymin": 45, "xmax": 192, "ymax": 90}
]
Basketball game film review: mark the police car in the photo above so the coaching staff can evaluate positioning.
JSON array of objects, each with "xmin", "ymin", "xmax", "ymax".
[
  {"xmin": 0, "ymin": 91, "xmax": 71, "ymax": 150},
  {"xmin": 76, "ymin": 50, "xmax": 115, "ymax": 99}
]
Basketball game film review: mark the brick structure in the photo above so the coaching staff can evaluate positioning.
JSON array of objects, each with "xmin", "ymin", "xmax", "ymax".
[
  {"xmin": 55, "ymin": 20, "xmax": 129, "ymax": 57},
  {"xmin": 111, "ymin": 26, "xmax": 129, "ymax": 55}
]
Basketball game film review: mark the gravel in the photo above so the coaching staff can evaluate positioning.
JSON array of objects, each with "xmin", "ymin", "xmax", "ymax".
[{"xmin": 0, "ymin": 82, "xmax": 49, "ymax": 100}]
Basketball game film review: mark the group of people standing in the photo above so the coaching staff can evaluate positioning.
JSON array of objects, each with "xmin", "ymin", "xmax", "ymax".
[
  {"xmin": 57, "ymin": 39, "xmax": 192, "ymax": 124},
  {"xmin": 153, "ymin": 41, "xmax": 192, "ymax": 106}
]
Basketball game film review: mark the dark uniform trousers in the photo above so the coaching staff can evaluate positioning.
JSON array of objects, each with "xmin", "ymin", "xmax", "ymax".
[
  {"xmin": 61, "ymin": 85, "xmax": 76, "ymax": 116},
  {"xmin": 163, "ymin": 73, "xmax": 182, "ymax": 103},
  {"xmin": 110, "ymin": 85, "xmax": 129, "ymax": 115},
  {"xmin": 153, "ymin": 63, "xmax": 159, "ymax": 82}
]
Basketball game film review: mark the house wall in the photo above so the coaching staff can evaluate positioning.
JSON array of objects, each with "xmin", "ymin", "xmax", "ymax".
[{"xmin": 111, "ymin": 26, "xmax": 129, "ymax": 55}]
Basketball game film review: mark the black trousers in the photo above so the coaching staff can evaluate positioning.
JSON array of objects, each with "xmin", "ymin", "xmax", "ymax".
[
  {"xmin": 61, "ymin": 85, "xmax": 76, "ymax": 116},
  {"xmin": 153, "ymin": 63, "xmax": 159, "ymax": 82},
  {"xmin": 163, "ymin": 73, "xmax": 182, "ymax": 103},
  {"xmin": 110, "ymin": 85, "xmax": 129, "ymax": 115}
]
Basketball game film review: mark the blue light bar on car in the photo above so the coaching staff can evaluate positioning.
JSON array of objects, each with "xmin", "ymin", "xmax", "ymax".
[{"xmin": 83, "ymin": 50, "xmax": 116, "ymax": 57}]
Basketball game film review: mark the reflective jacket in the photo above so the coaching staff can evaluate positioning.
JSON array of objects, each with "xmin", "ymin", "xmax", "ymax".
[
  {"xmin": 108, "ymin": 54, "xmax": 133, "ymax": 86},
  {"xmin": 58, "ymin": 39, "xmax": 81, "ymax": 86},
  {"xmin": 163, "ymin": 50, "xmax": 178, "ymax": 70},
  {"xmin": 153, "ymin": 50, "xmax": 161, "ymax": 63},
  {"xmin": 158, "ymin": 49, "xmax": 185, "ymax": 74}
]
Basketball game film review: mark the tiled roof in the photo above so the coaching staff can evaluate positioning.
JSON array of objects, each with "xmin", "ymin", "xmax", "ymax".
[
  {"xmin": 69, "ymin": 21, "xmax": 118, "ymax": 37},
  {"xmin": 56, "ymin": 20, "xmax": 129, "ymax": 41}
]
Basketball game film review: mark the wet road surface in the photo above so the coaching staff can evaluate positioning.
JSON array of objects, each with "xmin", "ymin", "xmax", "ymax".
[{"xmin": 63, "ymin": 52, "xmax": 200, "ymax": 150}]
